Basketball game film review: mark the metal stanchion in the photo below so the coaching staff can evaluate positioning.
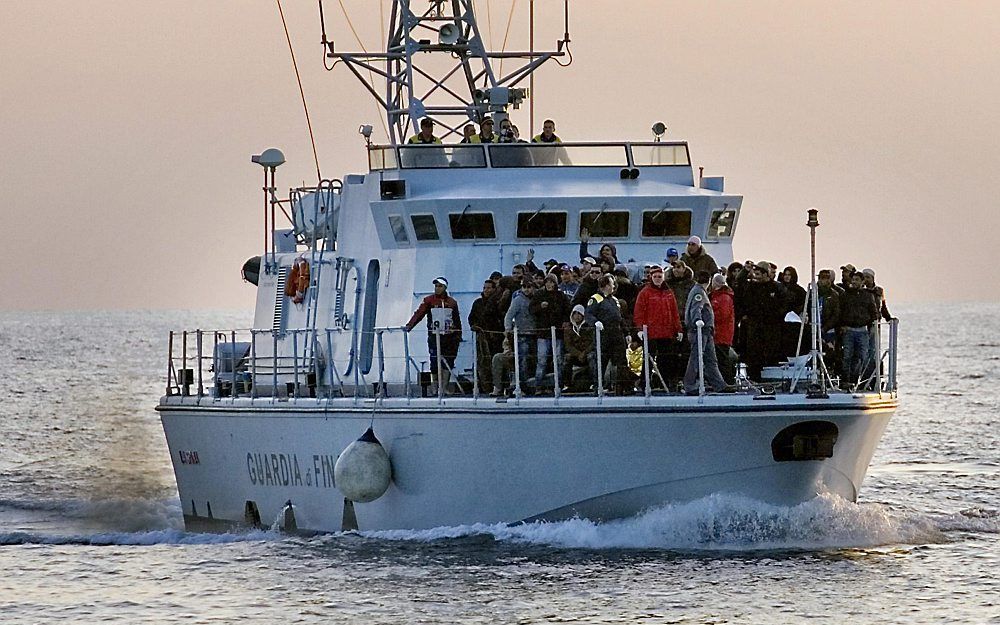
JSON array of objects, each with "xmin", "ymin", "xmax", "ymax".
[
  {"xmin": 181, "ymin": 330, "xmax": 188, "ymax": 397},
  {"xmin": 231, "ymin": 330, "xmax": 239, "ymax": 399},
  {"xmin": 551, "ymin": 326, "xmax": 560, "ymax": 401},
  {"xmin": 166, "ymin": 331, "xmax": 174, "ymax": 396},
  {"xmin": 292, "ymin": 330, "xmax": 300, "ymax": 399},
  {"xmin": 196, "ymin": 330, "xmax": 204, "ymax": 398},
  {"xmin": 434, "ymin": 321, "xmax": 444, "ymax": 403},
  {"xmin": 472, "ymin": 330, "xmax": 480, "ymax": 401},
  {"xmin": 513, "ymin": 326, "xmax": 522, "ymax": 402},
  {"xmin": 595, "ymin": 324, "xmax": 604, "ymax": 400},
  {"xmin": 695, "ymin": 320, "xmax": 705, "ymax": 396},
  {"xmin": 403, "ymin": 328, "xmax": 412, "ymax": 400},
  {"xmin": 250, "ymin": 329, "xmax": 258, "ymax": 399},
  {"xmin": 642, "ymin": 325, "xmax": 651, "ymax": 399}
]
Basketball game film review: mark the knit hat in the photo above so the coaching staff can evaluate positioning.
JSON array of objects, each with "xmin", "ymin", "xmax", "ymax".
[
  {"xmin": 687, "ymin": 235, "xmax": 702, "ymax": 246},
  {"xmin": 861, "ymin": 268, "xmax": 875, "ymax": 278}
]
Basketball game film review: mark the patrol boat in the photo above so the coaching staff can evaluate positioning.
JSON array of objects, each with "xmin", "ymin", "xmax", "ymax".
[{"xmin": 157, "ymin": 1, "xmax": 899, "ymax": 533}]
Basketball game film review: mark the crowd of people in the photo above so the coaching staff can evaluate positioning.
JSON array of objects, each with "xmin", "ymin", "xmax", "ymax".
[{"xmin": 405, "ymin": 232, "xmax": 893, "ymax": 399}]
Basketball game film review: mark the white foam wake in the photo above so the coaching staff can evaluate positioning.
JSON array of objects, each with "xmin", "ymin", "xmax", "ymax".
[{"xmin": 362, "ymin": 493, "xmax": 950, "ymax": 551}]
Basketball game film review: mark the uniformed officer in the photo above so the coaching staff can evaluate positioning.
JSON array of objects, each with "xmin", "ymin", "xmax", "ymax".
[
  {"xmin": 683, "ymin": 271, "xmax": 731, "ymax": 394},
  {"xmin": 407, "ymin": 118, "xmax": 442, "ymax": 144},
  {"xmin": 531, "ymin": 119, "xmax": 562, "ymax": 143}
]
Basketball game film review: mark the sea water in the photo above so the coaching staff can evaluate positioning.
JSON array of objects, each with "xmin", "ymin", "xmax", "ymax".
[{"xmin": 0, "ymin": 304, "xmax": 997, "ymax": 624}]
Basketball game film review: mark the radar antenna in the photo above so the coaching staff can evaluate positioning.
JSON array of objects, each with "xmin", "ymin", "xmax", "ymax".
[{"xmin": 320, "ymin": 0, "xmax": 570, "ymax": 144}]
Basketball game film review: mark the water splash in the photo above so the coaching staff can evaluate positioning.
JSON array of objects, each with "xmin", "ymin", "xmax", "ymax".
[{"xmin": 361, "ymin": 493, "xmax": 949, "ymax": 551}]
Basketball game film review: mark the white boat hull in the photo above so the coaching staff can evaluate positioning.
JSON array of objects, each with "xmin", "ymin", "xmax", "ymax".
[{"xmin": 158, "ymin": 394, "xmax": 895, "ymax": 532}]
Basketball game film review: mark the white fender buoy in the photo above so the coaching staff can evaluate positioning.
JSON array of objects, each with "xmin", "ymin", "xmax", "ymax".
[{"xmin": 334, "ymin": 427, "xmax": 391, "ymax": 503}]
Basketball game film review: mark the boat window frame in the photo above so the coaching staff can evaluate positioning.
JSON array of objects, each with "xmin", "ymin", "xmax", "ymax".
[
  {"xmin": 410, "ymin": 214, "xmax": 441, "ymax": 242},
  {"xmin": 516, "ymin": 211, "xmax": 568, "ymax": 239},
  {"xmin": 705, "ymin": 207, "xmax": 740, "ymax": 241},
  {"xmin": 639, "ymin": 209, "xmax": 694, "ymax": 239},
  {"xmin": 448, "ymin": 212, "xmax": 497, "ymax": 241},
  {"xmin": 579, "ymin": 210, "xmax": 630, "ymax": 239},
  {"xmin": 387, "ymin": 214, "xmax": 411, "ymax": 245}
]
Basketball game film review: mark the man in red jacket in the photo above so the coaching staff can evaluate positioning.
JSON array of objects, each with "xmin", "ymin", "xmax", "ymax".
[
  {"xmin": 709, "ymin": 273, "xmax": 736, "ymax": 384},
  {"xmin": 632, "ymin": 264, "xmax": 682, "ymax": 390},
  {"xmin": 406, "ymin": 276, "xmax": 463, "ymax": 393}
]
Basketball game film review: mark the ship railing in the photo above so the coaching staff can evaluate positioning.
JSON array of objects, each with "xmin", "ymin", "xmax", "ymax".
[
  {"xmin": 849, "ymin": 317, "xmax": 899, "ymax": 396},
  {"xmin": 164, "ymin": 326, "xmax": 424, "ymax": 403},
  {"xmin": 369, "ymin": 141, "xmax": 691, "ymax": 171},
  {"xmin": 164, "ymin": 318, "xmax": 900, "ymax": 403}
]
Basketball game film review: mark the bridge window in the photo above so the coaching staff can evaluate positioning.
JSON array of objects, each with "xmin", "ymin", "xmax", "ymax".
[
  {"xmin": 517, "ymin": 212, "xmax": 567, "ymax": 239},
  {"xmin": 449, "ymin": 213, "xmax": 496, "ymax": 240},
  {"xmin": 410, "ymin": 214, "xmax": 439, "ymax": 241},
  {"xmin": 641, "ymin": 210, "xmax": 692, "ymax": 238},
  {"xmin": 388, "ymin": 215, "xmax": 410, "ymax": 244},
  {"xmin": 580, "ymin": 211, "xmax": 629, "ymax": 238},
  {"xmin": 707, "ymin": 208, "xmax": 738, "ymax": 239}
]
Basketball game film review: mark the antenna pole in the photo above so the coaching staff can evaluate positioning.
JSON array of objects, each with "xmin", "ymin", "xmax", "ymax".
[{"xmin": 530, "ymin": 0, "xmax": 535, "ymax": 138}]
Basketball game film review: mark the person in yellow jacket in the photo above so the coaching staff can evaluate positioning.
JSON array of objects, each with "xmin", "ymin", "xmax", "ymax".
[
  {"xmin": 531, "ymin": 119, "xmax": 562, "ymax": 143},
  {"xmin": 407, "ymin": 118, "xmax": 442, "ymax": 144},
  {"xmin": 467, "ymin": 117, "xmax": 497, "ymax": 143}
]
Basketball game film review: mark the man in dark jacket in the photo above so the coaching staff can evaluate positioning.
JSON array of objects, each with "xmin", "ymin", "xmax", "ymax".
[
  {"xmin": 572, "ymin": 263, "xmax": 603, "ymax": 308},
  {"xmin": 585, "ymin": 274, "xmax": 630, "ymax": 394},
  {"xmin": 529, "ymin": 274, "xmax": 571, "ymax": 389},
  {"xmin": 838, "ymin": 272, "xmax": 879, "ymax": 388},
  {"xmin": 811, "ymin": 269, "xmax": 842, "ymax": 374},
  {"xmin": 468, "ymin": 278, "xmax": 505, "ymax": 392},
  {"xmin": 680, "ymin": 235, "xmax": 719, "ymax": 277},
  {"xmin": 742, "ymin": 261, "xmax": 787, "ymax": 381}
]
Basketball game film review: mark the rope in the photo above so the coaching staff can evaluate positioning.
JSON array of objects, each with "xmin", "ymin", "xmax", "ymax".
[
  {"xmin": 277, "ymin": 0, "xmax": 322, "ymax": 181},
  {"xmin": 336, "ymin": 0, "xmax": 390, "ymax": 138},
  {"xmin": 499, "ymin": 0, "xmax": 519, "ymax": 76}
]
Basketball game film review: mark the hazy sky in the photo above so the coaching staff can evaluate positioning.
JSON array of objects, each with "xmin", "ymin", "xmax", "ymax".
[{"xmin": 2, "ymin": 0, "xmax": 998, "ymax": 311}]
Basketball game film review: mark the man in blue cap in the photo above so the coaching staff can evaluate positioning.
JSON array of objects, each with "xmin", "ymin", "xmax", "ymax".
[{"xmin": 664, "ymin": 247, "xmax": 680, "ymax": 265}]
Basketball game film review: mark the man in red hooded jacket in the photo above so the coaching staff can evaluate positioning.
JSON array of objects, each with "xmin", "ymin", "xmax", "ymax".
[
  {"xmin": 709, "ymin": 273, "xmax": 736, "ymax": 384},
  {"xmin": 406, "ymin": 276, "xmax": 463, "ymax": 393},
  {"xmin": 632, "ymin": 264, "xmax": 682, "ymax": 389}
]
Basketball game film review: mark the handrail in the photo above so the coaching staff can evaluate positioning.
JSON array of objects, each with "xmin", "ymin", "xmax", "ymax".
[
  {"xmin": 163, "ymin": 317, "xmax": 900, "ymax": 401},
  {"xmin": 368, "ymin": 140, "xmax": 691, "ymax": 171}
]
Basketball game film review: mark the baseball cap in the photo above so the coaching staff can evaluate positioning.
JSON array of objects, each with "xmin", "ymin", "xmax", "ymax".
[
  {"xmin": 432, "ymin": 276, "xmax": 448, "ymax": 287},
  {"xmin": 664, "ymin": 247, "xmax": 679, "ymax": 260}
]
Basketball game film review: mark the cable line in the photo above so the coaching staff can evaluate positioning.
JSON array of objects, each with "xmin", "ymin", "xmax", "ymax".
[
  {"xmin": 336, "ymin": 0, "xmax": 390, "ymax": 139},
  {"xmin": 277, "ymin": 0, "xmax": 322, "ymax": 182}
]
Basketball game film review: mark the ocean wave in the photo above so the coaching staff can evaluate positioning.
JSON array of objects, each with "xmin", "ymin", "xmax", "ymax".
[
  {"xmin": 932, "ymin": 507, "xmax": 1000, "ymax": 534},
  {"xmin": 0, "ymin": 496, "xmax": 184, "ymax": 532},
  {"xmin": 359, "ymin": 493, "xmax": 949, "ymax": 551},
  {"xmin": 0, "ymin": 528, "xmax": 282, "ymax": 547}
]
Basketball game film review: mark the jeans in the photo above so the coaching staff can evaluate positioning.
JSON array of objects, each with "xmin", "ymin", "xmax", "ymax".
[
  {"xmin": 534, "ymin": 337, "xmax": 563, "ymax": 387},
  {"xmin": 516, "ymin": 335, "xmax": 535, "ymax": 386},
  {"xmin": 841, "ymin": 327, "xmax": 870, "ymax": 385}
]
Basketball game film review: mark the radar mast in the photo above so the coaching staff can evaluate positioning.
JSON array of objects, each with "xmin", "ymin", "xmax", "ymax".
[{"xmin": 320, "ymin": 0, "xmax": 570, "ymax": 144}]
